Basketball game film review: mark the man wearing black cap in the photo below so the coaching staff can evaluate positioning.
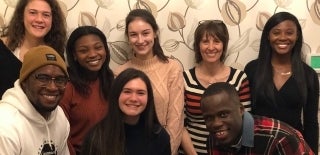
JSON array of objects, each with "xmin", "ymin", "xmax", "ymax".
[{"xmin": 0, "ymin": 45, "xmax": 70, "ymax": 155}]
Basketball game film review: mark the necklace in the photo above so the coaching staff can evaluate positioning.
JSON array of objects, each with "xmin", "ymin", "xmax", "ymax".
[
  {"xmin": 273, "ymin": 69, "xmax": 292, "ymax": 76},
  {"xmin": 205, "ymin": 73, "xmax": 229, "ymax": 85}
]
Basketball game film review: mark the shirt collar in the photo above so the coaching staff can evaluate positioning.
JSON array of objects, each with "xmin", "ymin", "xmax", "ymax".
[{"xmin": 241, "ymin": 111, "xmax": 254, "ymax": 147}]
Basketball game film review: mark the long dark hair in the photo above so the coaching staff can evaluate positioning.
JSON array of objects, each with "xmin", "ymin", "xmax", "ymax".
[
  {"xmin": 81, "ymin": 68, "xmax": 160, "ymax": 155},
  {"xmin": 66, "ymin": 26, "xmax": 114, "ymax": 99},
  {"xmin": 4, "ymin": 0, "xmax": 67, "ymax": 57},
  {"xmin": 253, "ymin": 11, "xmax": 307, "ymax": 106},
  {"xmin": 125, "ymin": 9, "xmax": 168, "ymax": 63}
]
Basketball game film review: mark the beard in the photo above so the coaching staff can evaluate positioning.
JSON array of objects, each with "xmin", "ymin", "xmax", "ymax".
[{"xmin": 31, "ymin": 101, "xmax": 58, "ymax": 118}]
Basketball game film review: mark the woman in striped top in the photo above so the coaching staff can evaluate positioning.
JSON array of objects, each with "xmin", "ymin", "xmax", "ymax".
[{"xmin": 179, "ymin": 20, "xmax": 251, "ymax": 155}]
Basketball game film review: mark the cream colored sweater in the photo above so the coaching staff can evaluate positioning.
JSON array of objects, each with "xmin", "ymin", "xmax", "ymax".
[{"xmin": 114, "ymin": 56, "xmax": 184, "ymax": 155}]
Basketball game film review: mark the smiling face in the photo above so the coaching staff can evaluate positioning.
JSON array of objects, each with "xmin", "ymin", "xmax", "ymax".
[
  {"xmin": 73, "ymin": 34, "xmax": 107, "ymax": 72},
  {"xmin": 202, "ymin": 91, "xmax": 244, "ymax": 147},
  {"xmin": 127, "ymin": 18, "xmax": 156, "ymax": 60},
  {"xmin": 119, "ymin": 78, "xmax": 148, "ymax": 124},
  {"xmin": 21, "ymin": 65, "xmax": 67, "ymax": 117},
  {"xmin": 268, "ymin": 20, "xmax": 298, "ymax": 56},
  {"xmin": 199, "ymin": 34, "xmax": 224, "ymax": 63},
  {"xmin": 23, "ymin": 0, "xmax": 52, "ymax": 40}
]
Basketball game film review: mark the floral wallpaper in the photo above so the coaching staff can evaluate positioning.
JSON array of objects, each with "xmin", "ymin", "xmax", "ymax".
[{"xmin": 0, "ymin": 0, "xmax": 320, "ymax": 71}]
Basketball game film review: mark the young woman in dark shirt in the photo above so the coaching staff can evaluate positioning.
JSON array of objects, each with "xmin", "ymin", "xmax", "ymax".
[
  {"xmin": 244, "ymin": 12, "xmax": 319, "ymax": 153},
  {"xmin": 81, "ymin": 68, "xmax": 171, "ymax": 155}
]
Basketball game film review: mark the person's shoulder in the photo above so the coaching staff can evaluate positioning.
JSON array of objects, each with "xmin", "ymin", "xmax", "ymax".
[
  {"xmin": 229, "ymin": 67, "xmax": 248, "ymax": 79},
  {"xmin": 0, "ymin": 37, "xmax": 8, "ymax": 49},
  {"xmin": 0, "ymin": 103, "xmax": 23, "ymax": 130},
  {"xmin": 253, "ymin": 115, "xmax": 298, "ymax": 135},
  {"xmin": 113, "ymin": 61, "xmax": 132, "ymax": 76},
  {"xmin": 167, "ymin": 56, "xmax": 183, "ymax": 71},
  {"xmin": 153, "ymin": 124, "xmax": 170, "ymax": 140},
  {"xmin": 244, "ymin": 59, "xmax": 258, "ymax": 69},
  {"xmin": 0, "ymin": 37, "xmax": 7, "ymax": 43},
  {"xmin": 0, "ymin": 103, "xmax": 19, "ymax": 118},
  {"xmin": 52, "ymin": 106, "xmax": 70, "ymax": 130},
  {"xmin": 230, "ymin": 66, "xmax": 245, "ymax": 73},
  {"xmin": 302, "ymin": 62, "xmax": 318, "ymax": 75},
  {"xmin": 55, "ymin": 106, "xmax": 70, "ymax": 122}
]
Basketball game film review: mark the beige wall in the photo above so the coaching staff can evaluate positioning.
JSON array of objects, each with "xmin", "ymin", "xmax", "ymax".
[
  {"xmin": 1, "ymin": 0, "xmax": 320, "ymax": 70},
  {"xmin": 1, "ymin": 0, "xmax": 320, "ymax": 151}
]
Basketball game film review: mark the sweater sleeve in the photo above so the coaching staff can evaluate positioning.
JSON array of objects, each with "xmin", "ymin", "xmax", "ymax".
[
  {"xmin": 303, "ymin": 66, "xmax": 319, "ymax": 154},
  {"xmin": 59, "ymin": 82, "xmax": 74, "ymax": 121},
  {"xmin": 58, "ymin": 83, "xmax": 76, "ymax": 155},
  {"xmin": 166, "ymin": 59, "xmax": 184, "ymax": 154},
  {"xmin": 236, "ymin": 70, "xmax": 251, "ymax": 112}
]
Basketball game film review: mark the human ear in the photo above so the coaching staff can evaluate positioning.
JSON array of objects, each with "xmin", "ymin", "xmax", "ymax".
[{"xmin": 239, "ymin": 104, "xmax": 245, "ymax": 115}]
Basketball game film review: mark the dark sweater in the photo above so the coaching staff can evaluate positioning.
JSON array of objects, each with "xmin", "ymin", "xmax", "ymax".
[
  {"xmin": 125, "ymin": 120, "xmax": 171, "ymax": 155},
  {"xmin": 0, "ymin": 40, "xmax": 22, "ymax": 99}
]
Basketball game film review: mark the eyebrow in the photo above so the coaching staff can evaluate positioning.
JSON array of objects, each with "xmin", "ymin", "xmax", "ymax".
[{"xmin": 28, "ymin": 8, "xmax": 52, "ymax": 14}]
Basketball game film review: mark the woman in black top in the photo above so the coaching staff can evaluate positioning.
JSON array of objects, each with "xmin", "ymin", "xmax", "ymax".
[
  {"xmin": 244, "ymin": 12, "xmax": 319, "ymax": 153},
  {"xmin": 81, "ymin": 68, "xmax": 171, "ymax": 155}
]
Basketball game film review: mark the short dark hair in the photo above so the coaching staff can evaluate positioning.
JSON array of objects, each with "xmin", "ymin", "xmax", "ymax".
[
  {"xmin": 194, "ymin": 20, "xmax": 229, "ymax": 63},
  {"xmin": 201, "ymin": 82, "xmax": 240, "ymax": 107}
]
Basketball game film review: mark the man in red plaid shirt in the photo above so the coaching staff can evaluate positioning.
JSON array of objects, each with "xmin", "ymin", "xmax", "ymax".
[{"xmin": 201, "ymin": 82, "xmax": 314, "ymax": 155}]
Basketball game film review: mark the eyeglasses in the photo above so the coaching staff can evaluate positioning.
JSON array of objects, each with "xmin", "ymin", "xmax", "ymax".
[
  {"xmin": 198, "ymin": 20, "xmax": 223, "ymax": 25},
  {"xmin": 34, "ymin": 74, "xmax": 68, "ymax": 88}
]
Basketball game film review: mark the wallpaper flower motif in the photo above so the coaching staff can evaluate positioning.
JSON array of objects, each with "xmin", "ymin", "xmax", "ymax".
[{"xmin": 0, "ymin": 0, "xmax": 319, "ymax": 70}]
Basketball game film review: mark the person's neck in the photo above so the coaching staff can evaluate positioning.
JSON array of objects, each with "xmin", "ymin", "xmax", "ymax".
[
  {"xmin": 19, "ymin": 36, "xmax": 45, "ymax": 61},
  {"xmin": 198, "ymin": 61, "xmax": 225, "ymax": 76},
  {"xmin": 40, "ymin": 112, "xmax": 50, "ymax": 121},
  {"xmin": 134, "ymin": 52, "xmax": 154, "ymax": 61},
  {"xmin": 124, "ymin": 116, "xmax": 140, "ymax": 125},
  {"xmin": 271, "ymin": 52, "xmax": 291, "ymax": 66},
  {"xmin": 82, "ymin": 70, "xmax": 99, "ymax": 81},
  {"xmin": 21, "ymin": 35, "xmax": 45, "ymax": 49},
  {"xmin": 271, "ymin": 54, "xmax": 292, "ymax": 76}
]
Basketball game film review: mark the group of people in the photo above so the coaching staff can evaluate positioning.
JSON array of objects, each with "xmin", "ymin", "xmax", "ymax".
[{"xmin": 0, "ymin": 0, "xmax": 318, "ymax": 155}]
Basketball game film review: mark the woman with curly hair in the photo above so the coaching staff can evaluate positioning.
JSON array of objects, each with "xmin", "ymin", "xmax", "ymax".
[{"xmin": 0, "ymin": 0, "xmax": 67, "ymax": 98}]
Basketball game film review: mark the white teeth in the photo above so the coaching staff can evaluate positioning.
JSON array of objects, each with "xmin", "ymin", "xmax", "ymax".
[
  {"xmin": 43, "ymin": 95, "xmax": 56, "ymax": 100},
  {"xmin": 215, "ymin": 131, "xmax": 225, "ymax": 136},
  {"xmin": 88, "ymin": 60, "xmax": 99, "ymax": 65},
  {"xmin": 33, "ymin": 25, "xmax": 44, "ymax": 29},
  {"xmin": 278, "ymin": 44, "xmax": 288, "ymax": 48},
  {"xmin": 127, "ymin": 104, "xmax": 138, "ymax": 107},
  {"xmin": 207, "ymin": 53, "xmax": 216, "ymax": 56}
]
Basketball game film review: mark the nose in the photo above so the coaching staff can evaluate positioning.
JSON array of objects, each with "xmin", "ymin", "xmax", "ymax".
[
  {"xmin": 35, "ymin": 13, "xmax": 44, "ymax": 22},
  {"xmin": 88, "ymin": 49, "xmax": 98, "ymax": 58},
  {"xmin": 279, "ymin": 32, "xmax": 287, "ymax": 40},
  {"xmin": 129, "ymin": 93, "xmax": 138, "ymax": 101},
  {"xmin": 207, "ymin": 41, "xmax": 216, "ymax": 50},
  {"xmin": 137, "ymin": 35, "xmax": 144, "ymax": 44},
  {"xmin": 205, "ymin": 118, "xmax": 223, "ymax": 132},
  {"xmin": 208, "ymin": 43, "xmax": 215, "ymax": 50},
  {"xmin": 208, "ymin": 117, "xmax": 223, "ymax": 129},
  {"xmin": 45, "ymin": 80, "xmax": 59, "ymax": 91}
]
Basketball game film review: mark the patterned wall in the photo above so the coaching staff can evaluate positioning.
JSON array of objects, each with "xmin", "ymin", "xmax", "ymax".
[{"xmin": 1, "ymin": 0, "xmax": 320, "ymax": 71}]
